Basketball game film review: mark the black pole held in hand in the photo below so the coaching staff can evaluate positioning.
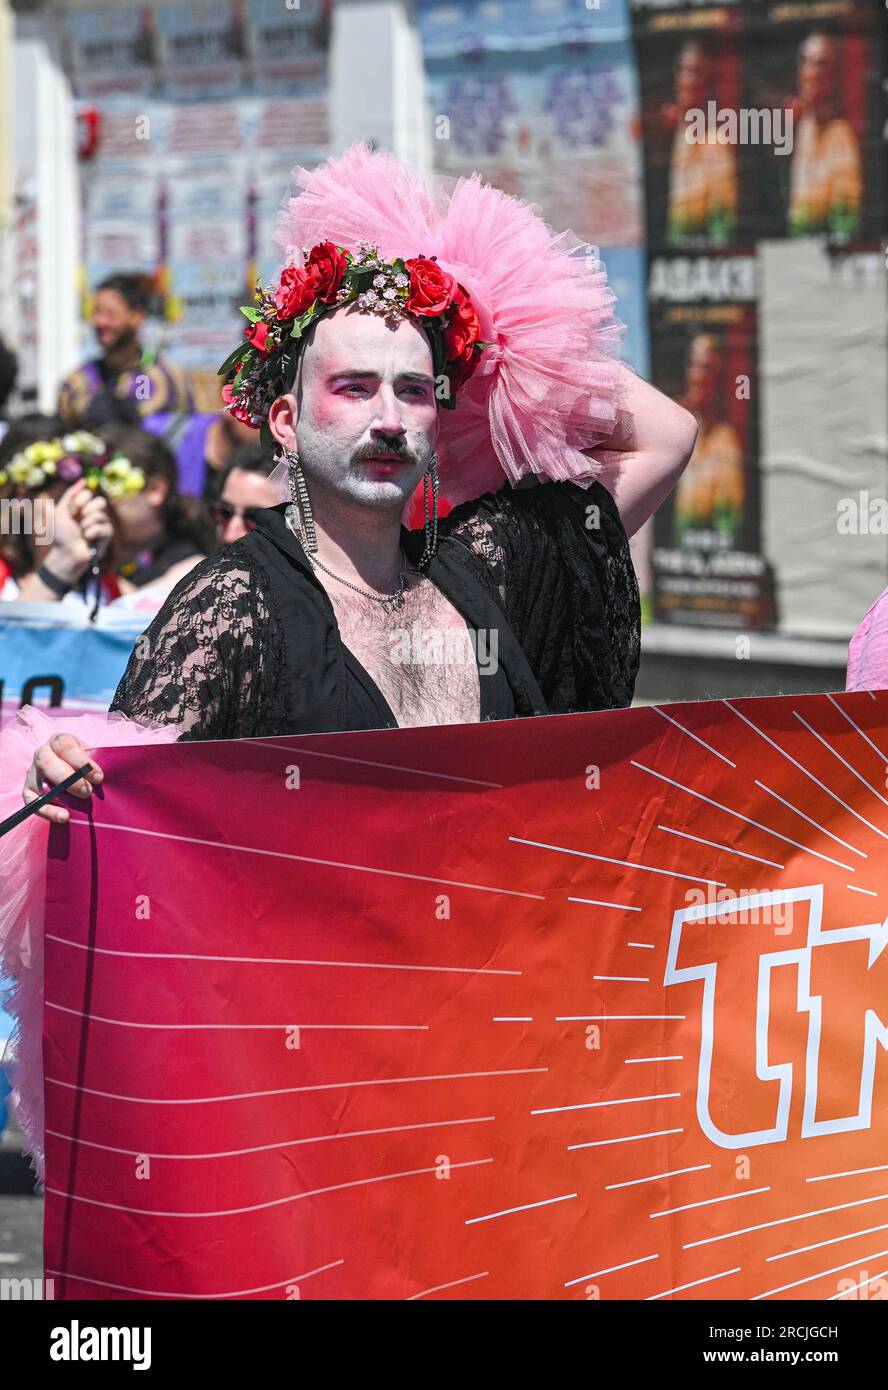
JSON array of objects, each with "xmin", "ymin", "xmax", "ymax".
[
  {"xmin": 0, "ymin": 763, "xmax": 95, "ymax": 841},
  {"xmin": 87, "ymin": 544, "xmax": 102, "ymax": 623}
]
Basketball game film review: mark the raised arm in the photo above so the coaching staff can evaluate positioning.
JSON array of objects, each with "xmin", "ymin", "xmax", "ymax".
[{"xmin": 582, "ymin": 362, "xmax": 698, "ymax": 539}]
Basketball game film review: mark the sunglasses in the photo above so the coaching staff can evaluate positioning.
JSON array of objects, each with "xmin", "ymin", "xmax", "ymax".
[{"xmin": 210, "ymin": 501, "xmax": 261, "ymax": 531}]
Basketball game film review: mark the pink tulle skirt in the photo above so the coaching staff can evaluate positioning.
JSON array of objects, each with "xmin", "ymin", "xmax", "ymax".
[{"xmin": 0, "ymin": 706, "xmax": 178, "ymax": 1186}]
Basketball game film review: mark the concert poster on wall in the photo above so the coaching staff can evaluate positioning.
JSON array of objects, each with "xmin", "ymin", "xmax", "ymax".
[
  {"xmin": 741, "ymin": 0, "xmax": 887, "ymax": 244},
  {"xmin": 647, "ymin": 251, "xmax": 777, "ymax": 631},
  {"xmin": 631, "ymin": 2, "xmax": 750, "ymax": 253}
]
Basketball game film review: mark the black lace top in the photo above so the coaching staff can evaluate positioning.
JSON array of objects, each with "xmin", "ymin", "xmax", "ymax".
[{"xmin": 109, "ymin": 479, "xmax": 641, "ymax": 740}]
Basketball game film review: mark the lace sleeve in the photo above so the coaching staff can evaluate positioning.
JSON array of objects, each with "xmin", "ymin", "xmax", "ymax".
[
  {"xmin": 440, "ymin": 479, "xmax": 641, "ymax": 711},
  {"xmin": 109, "ymin": 544, "xmax": 285, "ymax": 740}
]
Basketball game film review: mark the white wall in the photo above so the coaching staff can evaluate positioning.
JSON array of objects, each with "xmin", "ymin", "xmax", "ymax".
[
  {"xmin": 760, "ymin": 240, "xmax": 888, "ymax": 638},
  {"xmin": 13, "ymin": 16, "xmax": 80, "ymax": 411},
  {"xmin": 331, "ymin": 0, "xmax": 430, "ymax": 175},
  {"xmin": 0, "ymin": 0, "xmax": 13, "ymax": 346}
]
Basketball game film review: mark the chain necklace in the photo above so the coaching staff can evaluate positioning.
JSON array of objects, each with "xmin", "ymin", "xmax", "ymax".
[
  {"xmin": 287, "ymin": 520, "xmax": 412, "ymax": 615},
  {"xmin": 286, "ymin": 500, "xmax": 422, "ymax": 608},
  {"xmin": 311, "ymin": 550, "xmax": 410, "ymax": 613}
]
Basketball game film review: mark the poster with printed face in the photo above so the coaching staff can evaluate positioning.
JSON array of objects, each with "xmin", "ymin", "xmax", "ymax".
[
  {"xmin": 41, "ymin": 692, "xmax": 888, "ymax": 1299},
  {"xmin": 741, "ymin": 0, "xmax": 887, "ymax": 244},
  {"xmin": 647, "ymin": 252, "xmax": 777, "ymax": 630},
  {"xmin": 631, "ymin": 3, "xmax": 750, "ymax": 252}
]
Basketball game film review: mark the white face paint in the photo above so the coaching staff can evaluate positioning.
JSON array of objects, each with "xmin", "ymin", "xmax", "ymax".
[{"xmin": 294, "ymin": 306, "xmax": 439, "ymax": 512}]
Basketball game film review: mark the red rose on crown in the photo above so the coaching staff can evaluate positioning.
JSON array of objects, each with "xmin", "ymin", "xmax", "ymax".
[
  {"xmin": 305, "ymin": 241, "xmax": 347, "ymax": 303},
  {"xmin": 245, "ymin": 321, "xmax": 272, "ymax": 356},
  {"xmin": 221, "ymin": 383, "xmax": 256, "ymax": 427},
  {"xmin": 405, "ymin": 256, "xmax": 457, "ymax": 317},
  {"xmin": 222, "ymin": 243, "xmax": 488, "ymax": 426},
  {"xmin": 275, "ymin": 264, "xmax": 316, "ymax": 321},
  {"xmin": 443, "ymin": 282, "xmax": 482, "ymax": 388}
]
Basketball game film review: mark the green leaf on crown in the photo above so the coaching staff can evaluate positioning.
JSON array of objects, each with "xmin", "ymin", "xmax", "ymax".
[
  {"xmin": 217, "ymin": 342, "xmax": 250, "ymax": 378},
  {"xmin": 289, "ymin": 305, "xmax": 320, "ymax": 340}
]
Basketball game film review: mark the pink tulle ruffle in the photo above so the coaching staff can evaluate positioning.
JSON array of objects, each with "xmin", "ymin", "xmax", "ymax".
[
  {"xmin": 273, "ymin": 141, "xmax": 626, "ymax": 505},
  {"xmin": 0, "ymin": 706, "xmax": 178, "ymax": 1186}
]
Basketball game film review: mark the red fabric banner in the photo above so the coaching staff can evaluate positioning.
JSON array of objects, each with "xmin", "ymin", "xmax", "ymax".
[{"xmin": 43, "ymin": 691, "xmax": 888, "ymax": 1300}]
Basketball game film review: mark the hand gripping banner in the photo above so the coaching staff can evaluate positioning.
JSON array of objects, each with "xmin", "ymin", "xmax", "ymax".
[{"xmin": 43, "ymin": 691, "xmax": 888, "ymax": 1300}]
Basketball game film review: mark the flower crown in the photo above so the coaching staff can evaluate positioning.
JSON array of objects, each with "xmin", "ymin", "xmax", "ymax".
[
  {"xmin": 218, "ymin": 240, "xmax": 491, "ymax": 448},
  {"xmin": 0, "ymin": 431, "xmax": 146, "ymax": 499}
]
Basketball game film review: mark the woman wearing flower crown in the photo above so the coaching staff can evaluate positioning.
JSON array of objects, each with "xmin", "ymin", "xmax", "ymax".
[
  {"xmin": 0, "ymin": 418, "xmax": 131, "ymax": 609},
  {"xmin": 94, "ymin": 426, "xmax": 217, "ymax": 608},
  {"xmin": 0, "ymin": 420, "xmax": 216, "ymax": 614}
]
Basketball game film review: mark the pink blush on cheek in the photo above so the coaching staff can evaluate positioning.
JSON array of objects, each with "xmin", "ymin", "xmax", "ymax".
[
  {"xmin": 311, "ymin": 393, "xmax": 362, "ymax": 430},
  {"xmin": 309, "ymin": 398, "xmax": 338, "ymax": 426}
]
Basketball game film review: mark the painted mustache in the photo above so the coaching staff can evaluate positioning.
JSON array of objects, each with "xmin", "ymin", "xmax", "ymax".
[{"xmin": 352, "ymin": 442, "xmax": 417, "ymax": 466}]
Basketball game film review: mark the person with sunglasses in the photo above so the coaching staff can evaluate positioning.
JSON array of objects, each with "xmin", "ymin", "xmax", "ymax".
[{"xmin": 211, "ymin": 447, "xmax": 281, "ymax": 546}]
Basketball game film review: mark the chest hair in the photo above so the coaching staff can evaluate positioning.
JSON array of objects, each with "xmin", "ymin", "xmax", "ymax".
[{"xmin": 326, "ymin": 575, "xmax": 482, "ymax": 727}]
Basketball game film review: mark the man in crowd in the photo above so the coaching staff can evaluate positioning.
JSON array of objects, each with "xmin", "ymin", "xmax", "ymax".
[{"xmin": 57, "ymin": 272, "xmax": 192, "ymax": 428}]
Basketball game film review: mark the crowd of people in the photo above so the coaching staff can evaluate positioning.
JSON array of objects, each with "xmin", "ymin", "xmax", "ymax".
[
  {"xmin": 0, "ymin": 272, "xmax": 281, "ymax": 619},
  {"xmin": 0, "ymin": 257, "xmax": 886, "ymax": 685}
]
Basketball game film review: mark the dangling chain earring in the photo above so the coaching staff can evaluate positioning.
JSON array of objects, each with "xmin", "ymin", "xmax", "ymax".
[
  {"xmin": 283, "ymin": 446, "xmax": 318, "ymax": 554},
  {"xmin": 416, "ymin": 451, "xmax": 439, "ymax": 571}
]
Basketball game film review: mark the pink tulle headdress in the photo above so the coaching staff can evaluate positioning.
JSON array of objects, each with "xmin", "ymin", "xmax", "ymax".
[{"xmin": 270, "ymin": 141, "xmax": 625, "ymax": 505}]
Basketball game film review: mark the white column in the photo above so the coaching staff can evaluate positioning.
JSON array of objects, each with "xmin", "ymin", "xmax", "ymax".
[
  {"xmin": 331, "ymin": 0, "xmax": 430, "ymax": 175},
  {"xmin": 13, "ymin": 17, "xmax": 80, "ymax": 412},
  {"xmin": 0, "ymin": 0, "xmax": 13, "ymax": 345}
]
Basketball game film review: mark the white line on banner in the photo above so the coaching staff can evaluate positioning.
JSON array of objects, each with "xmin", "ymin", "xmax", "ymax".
[
  {"xmin": 64, "ymin": 820, "xmax": 545, "ymax": 900},
  {"xmin": 651, "ymin": 707, "xmax": 736, "ymax": 767},
  {"xmin": 46, "ymin": 934, "xmax": 522, "ymax": 977},
  {"xmin": 45, "ymin": 1066, "xmax": 547, "ymax": 1105},
  {"xmin": 47, "ymin": 1158, "xmax": 493, "ymax": 1219},
  {"xmin": 44, "ymin": 1260, "xmax": 344, "ymax": 1300},
  {"xmin": 465, "ymin": 1193, "xmax": 576, "ymax": 1225},
  {"xmin": 724, "ymin": 700, "xmax": 888, "ymax": 844}
]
